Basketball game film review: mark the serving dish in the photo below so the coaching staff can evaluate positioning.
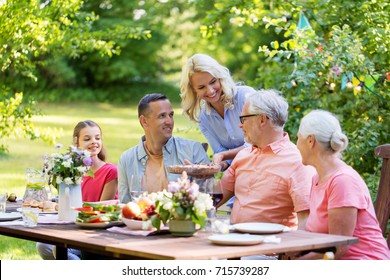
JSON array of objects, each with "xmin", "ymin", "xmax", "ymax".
[
  {"xmin": 75, "ymin": 220, "xmax": 123, "ymax": 229},
  {"xmin": 166, "ymin": 164, "xmax": 221, "ymax": 176}
]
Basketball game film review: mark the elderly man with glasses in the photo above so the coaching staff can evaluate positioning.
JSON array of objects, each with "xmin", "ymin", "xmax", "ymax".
[{"xmin": 217, "ymin": 89, "xmax": 316, "ymax": 230}]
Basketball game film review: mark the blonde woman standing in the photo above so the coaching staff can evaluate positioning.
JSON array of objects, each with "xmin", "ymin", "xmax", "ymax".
[
  {"xmin": 296, "ymin": 110, "xmax": 390, "ymax": 259},
  {"xmin": 180, "ymin": 53, "xmax": 256, "ymax": 170}
]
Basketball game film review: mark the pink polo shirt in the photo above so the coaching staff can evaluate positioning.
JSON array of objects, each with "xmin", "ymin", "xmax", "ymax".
[
  {"xmin": 221, "ymin": 133, "xmax": 315, "ymax": 228},
  {"xmin": 305, "ymin": 166, "xmax": 390, "ymax": 260}
]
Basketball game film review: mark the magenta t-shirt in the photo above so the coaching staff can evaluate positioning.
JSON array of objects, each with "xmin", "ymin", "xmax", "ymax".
[
  {"xmin": 81, "ymin": 163, "xmax": 118, "ymax": 202},
  {"xmin": 305, "ymin": 166, "xmax": 390, "ymax": 259}
]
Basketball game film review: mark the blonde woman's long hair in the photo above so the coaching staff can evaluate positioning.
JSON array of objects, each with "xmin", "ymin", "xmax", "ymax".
[{"xmin": 180, "ymin": 53, "xmax": 236, "ymax": 122}]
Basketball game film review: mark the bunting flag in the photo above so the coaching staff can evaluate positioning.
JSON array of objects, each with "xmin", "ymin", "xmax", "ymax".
[
  {"xmin": 293, "ymin": 9, "xmax": 385, "ymax": 98},
  {"xmin": 297, "ymin": 10, "xmax": 312, "ymax": 30},
  {"xmin": 293, "ymin": 11, "xmax": 314, "ymax": 77},
  {"xmin": 353, "ymin": 76, "xmax": 363, "ymax": 95},
  {"xmin": 341, "ymin": 74, "xmax": 353, "ymax": 90},
  {"xmin": 364, "ymin": 75, "xmax": 378, "ymax": 89}
]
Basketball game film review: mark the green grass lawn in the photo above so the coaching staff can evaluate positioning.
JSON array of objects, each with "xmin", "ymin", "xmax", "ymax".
[{"xmin": 0, "ymin": 101, "xmax": 207, "ymax": 260}]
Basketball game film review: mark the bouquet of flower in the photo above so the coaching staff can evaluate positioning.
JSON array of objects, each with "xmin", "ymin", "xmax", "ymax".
[
  {"xmin": 43, "ymin": 145, "xmax": 93, "ymax": 190},
  {"xmin": 150, "ymin": 172, "xmax": 214, "ymax": 230}
]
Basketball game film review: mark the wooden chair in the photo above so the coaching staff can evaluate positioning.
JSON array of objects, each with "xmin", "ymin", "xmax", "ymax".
[{"xmin": 373, "ymin": 144, "xmax": 390, "ymax": 248}]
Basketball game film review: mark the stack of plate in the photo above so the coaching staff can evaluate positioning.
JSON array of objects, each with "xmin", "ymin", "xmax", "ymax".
[{"xmin": 208, "ymin": 222, "xmax": 285, "ymax": 246}]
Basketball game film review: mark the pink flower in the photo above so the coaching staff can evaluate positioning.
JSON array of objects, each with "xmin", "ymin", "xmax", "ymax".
[
  {"xmin": 188, "ymin": 183, "xmax": 199, "ymax": 197},
  {"xmin": 82, "ymin": 156, "xmax": 93, "ymax": 166}
]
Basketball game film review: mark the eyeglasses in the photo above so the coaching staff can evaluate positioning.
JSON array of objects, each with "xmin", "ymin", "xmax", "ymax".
[{"xmin": 239, "ymin": 114, "xmax": 260, "ymax": 124}]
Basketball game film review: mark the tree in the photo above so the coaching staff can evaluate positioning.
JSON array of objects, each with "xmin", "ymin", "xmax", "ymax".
[
  {"xmin": 197, "ymin": 0, "xmax": 390, "ymax": 193},
  {"xmin": 24, "ymin": 0, "xmax": 211, "ymax": 103},
  {"xmin": 0, "ymin": 0, "xmax": 150, "ymax": 153}
]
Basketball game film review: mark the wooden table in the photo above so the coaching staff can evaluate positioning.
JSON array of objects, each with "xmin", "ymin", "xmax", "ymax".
[{"xmin": 0, "ymin": 221, "xmax": 358, "ymax": 260}]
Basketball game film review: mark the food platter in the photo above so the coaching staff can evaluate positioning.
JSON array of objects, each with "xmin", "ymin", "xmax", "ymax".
[
  {"xmin": 75, "ymin": 220, "xmax": 123, "ymax": 229},
  {"xmin": 0, "ymin": 212, "xmax": 22, "ymax": 221},
  {"xmin": 233, "ymin": 222, "xmax": 286, "ymax": 234},
  {"xmin": 208, "ymin": 233, "xmax": 264, "ymax": 246},
  {"xmin": 167, "ymin": 164, "xmax": 221, "ymax": 176}
]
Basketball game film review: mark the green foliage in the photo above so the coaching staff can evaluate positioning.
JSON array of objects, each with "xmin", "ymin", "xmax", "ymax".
[
  {"xmin": 0, "ymin": 90, "xmax": 57, "ymax": 154},
  {"xmin": 0, "ymin": 0, "xmax": 151, "ymax": 152}
]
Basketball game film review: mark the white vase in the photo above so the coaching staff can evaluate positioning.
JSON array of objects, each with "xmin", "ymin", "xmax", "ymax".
[{"xmin": 58, "ymin": 182, "xmax": 82, "ymax": 221}]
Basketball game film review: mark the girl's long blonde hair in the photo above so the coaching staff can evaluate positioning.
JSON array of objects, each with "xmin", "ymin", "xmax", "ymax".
[{"xmin": 180, "ymin": 53, "xmax": 236, "ymax": 122}]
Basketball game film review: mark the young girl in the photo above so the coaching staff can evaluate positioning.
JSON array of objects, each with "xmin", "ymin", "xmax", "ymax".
[
  {"xmin": 73, "ymin": 120, "xmax": 117, "ymax": 202},
  {"xmin": 37, "ymin": 120, "xmax": 118, "ymax": 260}
]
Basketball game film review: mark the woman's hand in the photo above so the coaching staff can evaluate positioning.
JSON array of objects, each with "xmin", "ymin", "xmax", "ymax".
[
  {"xmin": 212, "ymin": 154, "xmax": 230, "ymax": 171},
  {"xmin": 212, "ymin": 153, "xmax": 224, "ymax": 166}
]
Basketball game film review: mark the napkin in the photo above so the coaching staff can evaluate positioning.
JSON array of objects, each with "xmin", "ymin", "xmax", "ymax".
[
  {"xmin": 38, "ymin": 214, "xmax": 74, "ymax": 224},
  {"xmin": 263, "ymin": 235, "xmax": 281, "ymax": 244},
  {"xmin": 260, "ymin": 226, "xmax": 290, "ymax": 244},
  {"xmin": 107, "ymin": 226, "xmax": 170, "ymax": 236}
]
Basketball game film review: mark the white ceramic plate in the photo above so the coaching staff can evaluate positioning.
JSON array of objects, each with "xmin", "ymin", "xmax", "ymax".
[
  {"xmin": 17, "ymin": 208, "xmax": 57, "ymax": 214},
  {"xmin": 233, "ymin": 222, "xmax": 285, "ymax": 234},
  {"xmin": 0, "ymin": 212, "xmax": 22, "ymax": 221},
  {"xmin": 208, "ymin": 233, "xmax": 264, "ymax": 246},
  {"xmin": 75, "ymin": 221, "xmax": 123, "ymax": 229}
]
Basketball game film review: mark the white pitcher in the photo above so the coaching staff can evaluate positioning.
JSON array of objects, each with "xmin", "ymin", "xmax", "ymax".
[{"xmin": 58, "ymin": 182, "xmax": 82, "ymax": 221}]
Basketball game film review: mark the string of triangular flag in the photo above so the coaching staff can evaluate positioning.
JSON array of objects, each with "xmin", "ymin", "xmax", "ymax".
[{"xmin": 295, "ymin": 10, "xmax": 388, "ymax": 99}]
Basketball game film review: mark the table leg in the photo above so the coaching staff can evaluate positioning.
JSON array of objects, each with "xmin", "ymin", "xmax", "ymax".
[{"xmin": 55, "ymin": 246, "xmax": 68, "ymax": 260}]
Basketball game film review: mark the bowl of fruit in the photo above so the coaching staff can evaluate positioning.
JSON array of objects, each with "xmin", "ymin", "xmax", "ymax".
[
  {"xmin": 121, "ymin": 217, "xmax": 154, "ymax": 230},
  {"xmin": 121, "ymin": 196, "xmax": 156, "ymax": 230}
]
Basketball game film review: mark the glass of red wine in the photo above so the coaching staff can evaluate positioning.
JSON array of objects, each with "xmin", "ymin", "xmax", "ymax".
[{"xmin": 205, "ymin": 178, "xmax": 223, "ymax": 208}]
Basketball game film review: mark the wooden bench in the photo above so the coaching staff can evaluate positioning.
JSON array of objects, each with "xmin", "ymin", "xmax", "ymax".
[{"xmin": 373, "ymin": 144, "xmax": 390, "ymax": 248}]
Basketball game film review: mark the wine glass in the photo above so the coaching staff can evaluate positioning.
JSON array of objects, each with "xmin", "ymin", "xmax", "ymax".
[
  {"xmin": 129, "ymin": 174, "xmax": 147, "ymax": 200},
  {"xmin": 203, "ymin": 178, "xmax": 223, "ymax": 208}
]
